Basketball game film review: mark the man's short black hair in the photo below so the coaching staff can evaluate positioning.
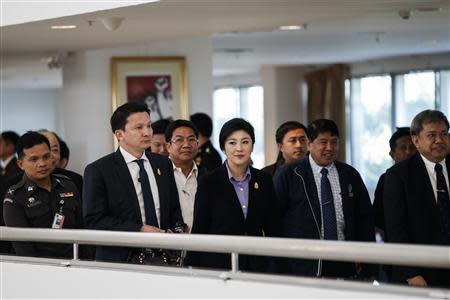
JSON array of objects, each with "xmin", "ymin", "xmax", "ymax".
[
  {"xmin": 190, "ymin": 113, "xmax": 213, "ymax": 138},
  {"xmin": 110, "ymin": 102, "xmax": 150, "ymax": 133},
  {"xmin": 16, "ymin": 131, "xmax": 50, "ymax": 159},
  {"xmin": 152, "ymin": 119, "xmax": 171, "ymax": 135},
  {"xmin": 165, "ymin": 119, "xmax": 199, "ymax": 142},
  {"xmin": 410, "ymin": 109, "xmax": 449, "ymax": 135},
  {"xmin": 389, "ymin": 127, "xmax": 411, "ymax": 152},
  {"xmin": 275, "ymin": 121, "xmax": 307, "ymax": 144},
  {"xmin": 1, "ymin": 131, "xmax": 20, "ymax": 149},
  {"xmin": 219, "ymin": 118, "xmax": 255, "ymax": 150},
  {"xmin": 307, "ymin": 119, "xmax": 339, "ymax": 142}
]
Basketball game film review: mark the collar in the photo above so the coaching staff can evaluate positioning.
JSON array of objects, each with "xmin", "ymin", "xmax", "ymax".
[
  {"xmin": 22, "ymin": 173, "xmax": 63, "ymax": 196},
  {"xmin": 420, "ymin": 153, "xmax": 446, "ymax": 171},
  {"xmin": 172, "ymin": 161, "xmax": 198, "ymax": 178},
  {"xmin": 1, "ymin": 155, "xmax": 15, "ymax": 168},
  {"xmin": 309, "ymin": 154, "xmax": 335, "ymax": 174},
  {"xmin": 119, "ymin": 146, "xmax": 148, "ymax": 164},
  {"xmin": 225, "ymin": 160, "xmax": 251, "ymax": 182}
]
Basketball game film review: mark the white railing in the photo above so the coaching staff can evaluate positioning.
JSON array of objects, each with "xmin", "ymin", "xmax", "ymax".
[{"xmin": 1, "ymin": 226, "xmax": 449, "ymax": 271}]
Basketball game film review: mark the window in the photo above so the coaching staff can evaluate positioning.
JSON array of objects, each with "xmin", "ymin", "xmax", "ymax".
[
  {"xmin": 213, "ymin": 86, "xmax": 265, "ymax": 168},
  {"xmin": 348, "ymin": 70, "xmax": 450, "ymax": 199}
]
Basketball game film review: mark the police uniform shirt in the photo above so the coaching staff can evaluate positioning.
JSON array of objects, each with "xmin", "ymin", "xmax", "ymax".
[
  {"xmin": 3, "ymin": 173, "xmax": 82, "ymax": 258},
  {"xmin": 194, "ymin": 140, "xmax": 222, "ymax": 172}
]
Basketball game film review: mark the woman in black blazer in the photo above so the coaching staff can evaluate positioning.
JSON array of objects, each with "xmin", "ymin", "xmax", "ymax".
[{"xmin": 187, "ymin": 118, "xmax": 280, "ymax": 272}]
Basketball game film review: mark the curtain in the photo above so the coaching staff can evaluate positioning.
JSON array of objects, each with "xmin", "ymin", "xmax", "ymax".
[{"xmin": 305, "ymin": 64, "xmax": 349, "ymax": 162}]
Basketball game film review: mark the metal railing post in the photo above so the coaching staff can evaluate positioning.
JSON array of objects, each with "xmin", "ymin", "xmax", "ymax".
[
  {"xmin": 73, "ymin": 243, "xmax": 79, "ymax": 260},
  {"xmin": 231, "ymin": 252, "xmax": 239, "ymax": 272}
]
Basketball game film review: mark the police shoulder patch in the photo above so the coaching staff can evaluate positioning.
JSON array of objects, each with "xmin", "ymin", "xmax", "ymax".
[{"xmin": 3, "ymin": 198, "xmax": 14, "ymax": 204}]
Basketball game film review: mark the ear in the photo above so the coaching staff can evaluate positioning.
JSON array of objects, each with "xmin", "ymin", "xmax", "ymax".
[
  {"xmin": 277, "ymin": 143, "xmax": 283, "ymax": 152},
  {"xmin": 411, "ymin": 134, "xmax": 420, "ymax": 149},
  {"xmin": 389, "ymin": 150, "xmax": 395, "ymax": 160},
  {"xmin": 307, "ymin": 140, "xmax": 313, "ymax": 152},
  {"xmin": 17, "ymin": 159, "xmax": 24, "ymax": 171},
  {"xmin": 114, "ymin": 129, "xmax": 123, "ymax": 141}
]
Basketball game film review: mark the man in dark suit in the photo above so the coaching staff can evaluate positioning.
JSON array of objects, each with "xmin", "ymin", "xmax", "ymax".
[
  {"xmin": 83, "ymin": 102, "xmax": 183, "ymax": 263},
  {"xmin": 373, "ymin": 127, "xmax": 416, "ymax": 234},
  {"xmin": 0, "ymin": 130, "xmax": 21, "ymax": 254},
  {"xmin": 384, "ymin": 110, "xmax": 450, "ymax": 287},
  {"xmin": 274, "ymin": 119, "xmax": 375, "ymax": 279}
]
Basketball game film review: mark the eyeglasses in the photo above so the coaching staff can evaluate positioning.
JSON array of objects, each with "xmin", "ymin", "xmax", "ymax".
[{"xmin": 171, "ymin": 136, "xmax": 198, "ymax": 146}]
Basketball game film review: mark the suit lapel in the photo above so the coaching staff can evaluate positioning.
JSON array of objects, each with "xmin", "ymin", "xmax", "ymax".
[
  {"xmin": 145, "ymin": 152, "xmax": 165, "ymax": 222},
  {"xmin": 335, "ymin": 162, "xmax": 353, "ymax": 237},
  {"xmin": 302, "ymin": 159, "xmax": 322, "ymax": 230},
  {"xmin": 219, "ymin": 165, "xmax": 246, "ymax": 223},
  {"xmin": 246, "ymin": 168, "xmax": 259, "ymax": 224},
  {"xmin": 113, "ymin": 149, "xmax": 142, "ymax": 221}
]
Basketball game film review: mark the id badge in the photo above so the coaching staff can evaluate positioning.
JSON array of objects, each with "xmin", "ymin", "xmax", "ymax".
[{"xmin": 52, "ymin": 213, "xmax": 65, "ymax": 229}]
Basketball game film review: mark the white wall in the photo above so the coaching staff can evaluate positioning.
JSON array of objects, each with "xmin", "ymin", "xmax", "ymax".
[
  {"xmin": 61, "ymin": 36, "xmax": 213, "ymax": 174},
  {"xmin": 261, "ymin": 66, "xmax": 308, "ymax": 166},
  {"xmin": 0, "ymin": 89, "xmax": 61, "ymax": 134}
]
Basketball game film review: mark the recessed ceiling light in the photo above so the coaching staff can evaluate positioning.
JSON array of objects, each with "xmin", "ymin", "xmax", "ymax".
[
  {"xmin": 279, "ymin": 24, "xmax": 307, "ymax": 31},
  {"xmin": 51, "ymin": 25, "xmax": 77, "ymax": 30}
]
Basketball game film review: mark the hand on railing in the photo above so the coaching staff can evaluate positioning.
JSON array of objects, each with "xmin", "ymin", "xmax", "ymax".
[
  {"xmin": 407, "ymin": 275, "xmax": 428, "ymax": 287},
  {"xmin": 140, "ymin": 225, "xmax": 165, "ymax": 233}
]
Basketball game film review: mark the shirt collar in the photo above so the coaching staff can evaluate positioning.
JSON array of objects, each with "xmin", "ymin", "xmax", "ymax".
[
  {"xmin": 420, "ymin": 153, "xmax": 446, "ymax": 171},
  {"xmin": 171, "ymin": 160, "xmax": 198, "ymax": 178},
  {"xmin": 225, "ymin": 160, "xmax": 251, "ymax": 182},
  {"xmin": 309, "ymin": 154, "xmax": 335, "ymax": 174},
  {"xmin": 1, "ymin": 155, "xmax": 15, "ymax": 168},
  {"xmin": 119, "ymin": 146, "xmax": 148, "ymax": 164}
]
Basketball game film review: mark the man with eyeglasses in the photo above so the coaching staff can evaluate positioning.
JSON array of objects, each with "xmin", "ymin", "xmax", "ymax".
[
  {"xmin": 262, "ymin": 121, "xmax": 308, "ymax": 176},
  {"xmin": 166, "ymin": 120, "xmax": 206, "ymax": 232},
  {"xmin": 384, "ymin": 109, "xmax": 450, "ymax": 287}
]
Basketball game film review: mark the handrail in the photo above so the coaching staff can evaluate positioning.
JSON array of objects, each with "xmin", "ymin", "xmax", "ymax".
[{"xmin": 1, "ymin": 226, "xmax": 449, "ymax": 269}]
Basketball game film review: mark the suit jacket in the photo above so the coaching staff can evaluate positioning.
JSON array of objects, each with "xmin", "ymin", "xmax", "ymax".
[
  {"xmin": 273, "ymin": 156, "xmax": 375, "ymax": 278},
  {"xmin": 83, "ymin": 149, "xmax": 183, "ymax": 262},
  {"xmin": 186, "ymin": 164, "xmax": 280, "ymax": 272},
  {"xmin": 384, "ymin": 153, "xmax": 450, "ymax": 286}
]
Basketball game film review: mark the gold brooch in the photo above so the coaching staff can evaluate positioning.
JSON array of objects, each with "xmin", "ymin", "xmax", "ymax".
[
  {"xmin": 157, "ymin": 168, "xmax": 161, "ymax": 176},
  {"xmin": 254, "ymin": 182, "xmax": 259, "ymax": 189}
]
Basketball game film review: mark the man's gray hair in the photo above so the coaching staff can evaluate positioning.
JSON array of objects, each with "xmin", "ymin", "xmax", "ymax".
[{"xmin": 410, "ymin": 110, "xmax": 449, "ymax": 135}]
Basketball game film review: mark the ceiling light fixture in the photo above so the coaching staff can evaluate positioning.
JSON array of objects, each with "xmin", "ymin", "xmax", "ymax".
[
  {"xmin": 279, "ymin": 24, "xmax": 307, "ymax": 31},
  {"xmin": 51, "ymin": 25, "xmax": 77, "ymax": 30}
]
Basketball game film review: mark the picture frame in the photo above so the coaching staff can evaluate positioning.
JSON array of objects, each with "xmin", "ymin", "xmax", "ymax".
[{"xmin": 111, "ymin": 56, "xmax": 189, "ymax": 122}]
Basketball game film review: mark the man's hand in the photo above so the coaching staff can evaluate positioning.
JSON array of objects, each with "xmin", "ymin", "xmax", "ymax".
[
  {"xmin": 407, "ymin": 275, "xmax": 427, "ymax": 287},
  {"xmin": 140, "ymin": 225, "xmax": 165, "ymax": 233}
]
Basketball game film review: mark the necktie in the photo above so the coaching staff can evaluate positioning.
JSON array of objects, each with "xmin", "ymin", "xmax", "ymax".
[
  {"xmin": 320, "ymin": 168, "xmax": 338, "ymax": 240},
  {"xmin": 135, "ymin": 159, "xmax": 159, "ymax": 227},
  {"xmin": 434, "ymin": 163, "xmax": 450, "ymax": 244}
]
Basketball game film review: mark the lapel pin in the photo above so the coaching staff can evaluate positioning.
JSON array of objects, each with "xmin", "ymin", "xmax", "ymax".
[
  {"xmin": 254, "ymin": 182, "xmax": 259, "ymax": 189},
  {"xmin": 157, "ymin": 168, "xmax": 161, "ymax": 176}
]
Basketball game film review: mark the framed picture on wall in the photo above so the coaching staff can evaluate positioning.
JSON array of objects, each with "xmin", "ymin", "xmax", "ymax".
[{"xmin": 111, "ymin": 56, "xmax": 189, "ymax": 122}]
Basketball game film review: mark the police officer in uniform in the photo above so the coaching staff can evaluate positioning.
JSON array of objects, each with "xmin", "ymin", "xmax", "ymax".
[
  {"xmin": 3, "ymin": 131, "xmax": 82, "ymax": 259},
  {"xmin": 190, "ymin": 113, "xmax": 222, "ymax": 171}
]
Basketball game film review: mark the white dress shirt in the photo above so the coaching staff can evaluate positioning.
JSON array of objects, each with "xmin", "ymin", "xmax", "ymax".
[
  {"xmin": 0, "ymin": 154, "xmax": 15, "ymax": 169},
  {"xmin": 172, "ymin": 161, "xmax": 198, "ymax": 229},
  {"xmin": 120, "ymin": 147, "xmax": 161, "ymax": 226},
  {"xmin": 420, "ymin": 154, "xmax": 450, "ymax": 203},
  {"xmin": 309, "ymin": 155, "xmax": 345, "ymax": 241}
]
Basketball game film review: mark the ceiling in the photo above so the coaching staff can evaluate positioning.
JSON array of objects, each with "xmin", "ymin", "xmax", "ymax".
[{"xmin": 1, "ymin": 0, "xmax": 449, "ymax": 85}]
